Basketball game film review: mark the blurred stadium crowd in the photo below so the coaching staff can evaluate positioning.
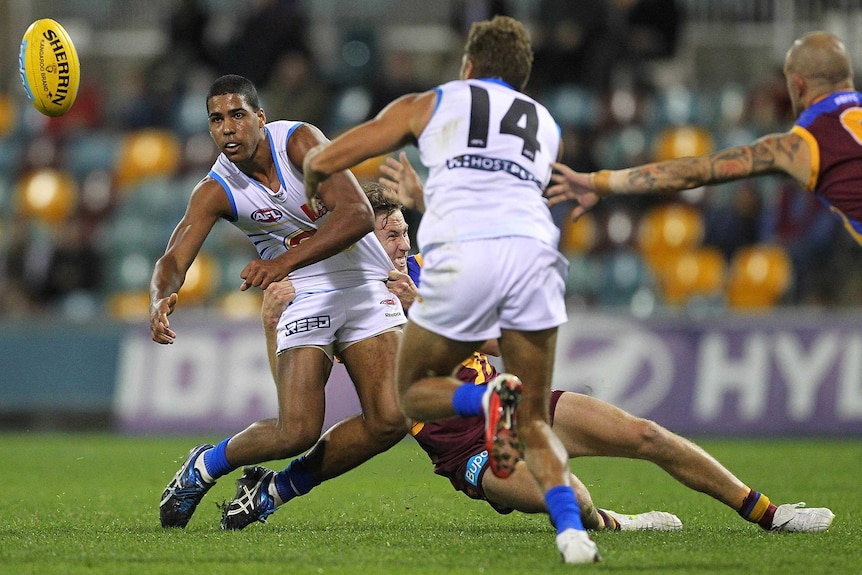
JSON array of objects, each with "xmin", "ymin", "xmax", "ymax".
[{"xmin": 0, "ymin": 0, "xmax": 861, "ymax": 321}]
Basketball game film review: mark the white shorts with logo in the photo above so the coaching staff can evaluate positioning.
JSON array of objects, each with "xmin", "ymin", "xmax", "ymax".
[
  {"xmin": 276, "ymin": 280, "xmax": 406, "ymax": 355},
  {"xmin": 409, "ymin": 237, "xmax": 569, "ymax": 342}
]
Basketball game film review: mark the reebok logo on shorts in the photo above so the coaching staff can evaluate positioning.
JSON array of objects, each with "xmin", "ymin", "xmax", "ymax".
[
  {"xmin": 464, "ymin": 450, "xmax": 488, "ymax": 486},
  {"xmin": 285, "ymin": 315, "xmax": 330, "ymax": 335},
  {"xmin": 380, "ymin": 297, "xmax": 404, "ymax": 319}
]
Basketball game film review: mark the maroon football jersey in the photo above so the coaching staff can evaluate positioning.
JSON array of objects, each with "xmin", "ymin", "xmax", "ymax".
[
  {"xmin": 792, "ymin": 90, "xmax": 862, "ymax": 243},
  {"xmin": 410, "ymin": 353, "xmax": 497, "ymax": 476}
]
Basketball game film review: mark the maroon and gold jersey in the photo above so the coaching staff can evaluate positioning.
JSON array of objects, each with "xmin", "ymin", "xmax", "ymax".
[
  {"xmin": 409, "ymin": 352, "xmax": 497, "ymax": 482},
  {"xmin": 792, "ymin": 90, "xmax": 862, "ymax": 244}
]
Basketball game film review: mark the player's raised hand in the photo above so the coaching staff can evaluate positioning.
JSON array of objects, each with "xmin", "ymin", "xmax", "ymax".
[
  {"xmin": 378, "ymin": 152, "xmax": 425, "ymax": 212},
  {"xmin": 547, "ymin": 162, "xmax": 603, "ymax": 221}
]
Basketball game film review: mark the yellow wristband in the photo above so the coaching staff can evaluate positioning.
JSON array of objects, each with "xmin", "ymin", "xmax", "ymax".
[{"xmin": 592, "ymin": 170, "xmax": 612, "ymax": 196}]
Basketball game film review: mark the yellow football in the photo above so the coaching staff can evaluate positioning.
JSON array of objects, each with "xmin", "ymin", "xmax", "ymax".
[{"xmin": 18, "ymin": 18, "xmax": 80, "ymax": 117}]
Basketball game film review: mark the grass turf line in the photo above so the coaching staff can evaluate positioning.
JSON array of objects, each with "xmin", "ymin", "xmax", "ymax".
[{"xmin": 0, "ymin": 434, "xmax": 858, "ymax": 574}]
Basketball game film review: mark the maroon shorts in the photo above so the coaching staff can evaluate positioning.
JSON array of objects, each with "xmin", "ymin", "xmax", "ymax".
[{"xmin": 413, "ymin": 389, "xmax": 566, "ymax": 514}]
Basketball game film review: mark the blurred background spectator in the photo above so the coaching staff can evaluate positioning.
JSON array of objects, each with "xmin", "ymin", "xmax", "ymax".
[{"xmin": 0, "ymin": 0, "xmax": 860, "ymax": 323}]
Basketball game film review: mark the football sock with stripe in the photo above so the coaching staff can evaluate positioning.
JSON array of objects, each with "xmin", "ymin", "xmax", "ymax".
[
  {"xmin": 272, "ymin": 455, "xmax": 320, "ymax": 506},
  {"xmin": 545, "ymin": 484, "xmax": 586, "ymax": 533},
  {"xmin": 452, "ymin": 383, "xmax": 485, "ymax": 417},
  {"xmin": 738, "ymin": 489, "xmax": 777, "ymax": 529},
  {"xmin": 199, "ymin": 438, "xmax": 233, "ymax": 483}
]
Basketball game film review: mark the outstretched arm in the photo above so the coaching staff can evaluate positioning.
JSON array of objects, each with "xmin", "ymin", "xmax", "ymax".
[
  {"xmin": 546, "ymin": 131, "xmax": 812, "ymax": 220},
  {"xmin": 304, "ymin": 90, "xmax": 437, "ymax": 207},
  {"xmin": 150, "ymin": 178, "xmax": 232, "ymax": 344}
]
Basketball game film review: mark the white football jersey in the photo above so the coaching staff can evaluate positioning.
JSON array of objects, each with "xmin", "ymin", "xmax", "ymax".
[
  {"xmin": 208, "ymin": 120, "xmax": 393, "ymax": 293},
  {"xmin": 416, "ymin": 78, "xmax": 562, "ymax": 250}
]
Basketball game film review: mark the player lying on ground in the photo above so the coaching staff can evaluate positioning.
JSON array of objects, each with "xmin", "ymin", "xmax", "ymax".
[
  {"xmin": 223, "ymin": 178, "xmax": 833, "ymax": 534},
  {"xmin": 374, "ymin": 154, "xmax": 835, "ymax": 533},
  {"xmin": 255, "ymin": 272, "xmax": 678, "ymax": 532}
]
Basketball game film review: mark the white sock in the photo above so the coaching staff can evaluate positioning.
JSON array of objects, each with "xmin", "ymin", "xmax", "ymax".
[
  {"xmin": 267, "ymin": 477, "xmax": 284, "ymax": 507},
  {"xmin": 194, "ymin": 451, "xmax": 215, "ymax": 483}
]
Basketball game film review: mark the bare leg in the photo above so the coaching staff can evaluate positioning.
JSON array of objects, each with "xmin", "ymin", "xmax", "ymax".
[
  {"xmin": 226, "ymin": 331, "xmax": 408, "ymax": 476},
  {"xmin": 301, "ymin": 330, "xmax": 409, "ymax": 481},
  {"xmin": 482, "ymin": 461, "xmax": 602, "ymax": 529},
  {"xmin": 497, "ymin": 328, "xmax": 571, "ymax": 493},
  {"xmin": 225, "ymin": 345, "xmax": 332, "ymax": 465},
  {"xmin": 218, "ymin": 331, "xmax": 411, "ymax": 531},
  {"xmin": 552, "ymin": 392, "xmax": 749, "ymax": 509},
  {"xmin": 396, "ymin": 320, "xmax": 484, "ymax": 420}
]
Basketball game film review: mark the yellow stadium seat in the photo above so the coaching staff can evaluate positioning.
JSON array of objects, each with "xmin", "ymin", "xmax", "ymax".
[
  {"xmin": 15, "ymin": 168, "xmax": 78, "ymax": 223},
  {"xmin": 350, "ymin": 154, "xmax": 387, "ymax": 182},
  {"xmin": 560, "ymin": 212, "xmax": 598, "ymax": 255},
  {"xmin": 0, "ymin": 93, "xmax": 18, "ymax": 137},
  {"xmin": 106, "ymin": 290, "xmax": 150, "ymax": 321},
  {"xmin": 654, "ymin": 125, "xmax": 714, "ymax": 161},
  {"xmin": 637, "ymin": 203, "xmax": 704, "ymax": 274},
  {"xmin": 218, "ymin": 290, "xmax": 264, "ymax": 319},
  {"xmin": 658, "ymin": 247, "xmax": 726, "ymax": 306},
  {"xmin": 177, "ymin": 252, "xmax": 220, "ymax": 306},
  {"xmin": 727, "ymin": 244, "xmax": 792, "ymax": 309},
  {"xmin": 115, "ymin": 129, "xmax": 182, "ymax": 188}
]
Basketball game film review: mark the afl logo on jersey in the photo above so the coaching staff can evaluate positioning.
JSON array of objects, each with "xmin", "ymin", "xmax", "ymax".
[{"xmin": 251, "ymin": 208, "xmax": 283, "ymax": 223}]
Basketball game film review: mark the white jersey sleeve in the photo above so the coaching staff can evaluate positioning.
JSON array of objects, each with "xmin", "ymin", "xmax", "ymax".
[
  {"xmin": 416, "ymin": 79, "xmax": 562, "ymax": 250},
  {"xmin": 208, "ymin": 120, "xmax": 393, "ymax": 293}
]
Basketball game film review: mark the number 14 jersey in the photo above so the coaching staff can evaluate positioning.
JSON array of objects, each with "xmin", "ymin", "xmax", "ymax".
[{"xmin": 416, "ymin": 78, "xmax": 562, "ymax": 251}]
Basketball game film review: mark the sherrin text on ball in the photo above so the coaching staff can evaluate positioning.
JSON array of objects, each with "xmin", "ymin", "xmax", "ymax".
[{"xmin": 18, "ymin": 18, "xmax": 80, "ymax": 117}]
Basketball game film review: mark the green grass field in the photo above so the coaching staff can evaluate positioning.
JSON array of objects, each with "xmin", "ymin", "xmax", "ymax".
[{"xmin": 0, "ymin": 433, "xmax": 858, "ymax": 574}]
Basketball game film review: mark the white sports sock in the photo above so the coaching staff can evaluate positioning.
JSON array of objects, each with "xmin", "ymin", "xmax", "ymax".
[{"xmin": 194, "ymin": 451, "xmax": 215, "ymax": 483}]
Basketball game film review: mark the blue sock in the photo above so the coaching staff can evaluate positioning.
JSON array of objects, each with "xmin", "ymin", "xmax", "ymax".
[
  {"xmin": 545, "ymin": 485, "xmax": 585, "ymax": 534},
  {"xmin": 202, "ymin": 438, "xmax": 234, "ymax": 480},
  {"xmin": 452, "ymin": 383, "xmax": 485, "ymax": 417},
  {"xmin": 273, "ymin": 456, "xmax": 320, "ymax": 504}
]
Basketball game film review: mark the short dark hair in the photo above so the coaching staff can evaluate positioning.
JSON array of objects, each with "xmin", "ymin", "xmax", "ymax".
[
  {"xmin": 363, "ymin": 182, "xmax": 402, "ymax": 219},
  {"xmin": 464, "ymin": 16, "xmax": 533, "ymax": 91},
  {"xmin": 206, "ymin": 74, "xmax": 261, "ymax": 111}
]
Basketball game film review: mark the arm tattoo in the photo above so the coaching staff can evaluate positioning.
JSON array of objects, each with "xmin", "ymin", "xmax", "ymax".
[
  {"xmin": 622, "ymin": 135, "xmax": 793, "ymax": 194},
  {"xmin": 771, "ymin": 134, "xmax": 804, "ymax": 164},
  {"xmin": 711, "ymin": 147, "xmax": 757, "ymax": 181},
  {"xmin": 625, "ymin": 157, "xmax": 713, "ymax": 192}
]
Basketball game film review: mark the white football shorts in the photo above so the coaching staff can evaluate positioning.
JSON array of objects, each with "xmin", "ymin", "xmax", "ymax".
[
  {"xmin": 276, "ymin": 280, "xmax": 406, "ymax": 356},
  {"xmin": 409, "ymin": 237, "xmax": 569, "ymax": 342}
]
